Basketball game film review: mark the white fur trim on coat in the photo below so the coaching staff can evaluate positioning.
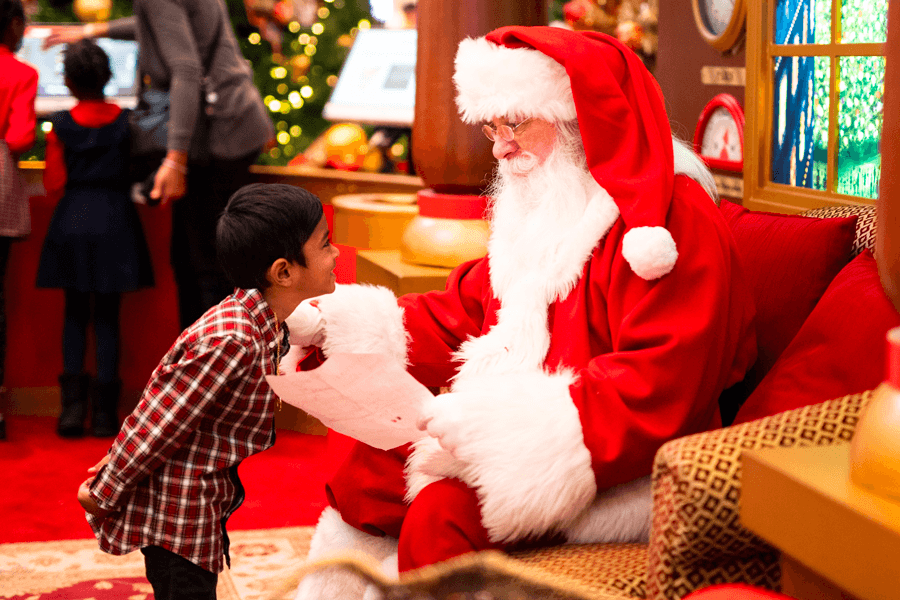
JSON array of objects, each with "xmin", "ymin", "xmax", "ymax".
[
  {"xmin": 405, "ymin": 435, "xmax": 469, "ymax": 502},
  {"xmin": 622, "ymin": 226, "xmax": 678, "ymax": 280},
  {"xmin": 454, "ymin": 37, "xmax": 576, "ymax": 124},
  {"xmin": 412, "ymin": 370, "xmax": 597, "ymax": 543},
  {"xmin": 562, "ymin": 475, "xmax": 652, "ymax": 543},
  {"xmin": 314, "ymin": 284, "xmax": 409, "ymax": 366},
  {"xmin": 294, "ymin": 507, "xmax": 398, "ymax": 600}
]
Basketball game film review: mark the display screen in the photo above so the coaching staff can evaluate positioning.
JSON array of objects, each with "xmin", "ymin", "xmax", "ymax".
[
  {"xmin": 323, "ymin": 28, "xmax": 416, "ymax": 127},
  {"xmin": 17, "ymin": 25, "xmax": 139, "ymax": 115}
]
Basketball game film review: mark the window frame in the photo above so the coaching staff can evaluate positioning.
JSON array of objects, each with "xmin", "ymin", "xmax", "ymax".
[{"xmin": 744, "ymin": 0, "xmax": 883, "ymax": 213}]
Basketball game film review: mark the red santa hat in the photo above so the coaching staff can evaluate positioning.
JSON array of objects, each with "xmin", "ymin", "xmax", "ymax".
[{"xmin": 454, "ymin": 26, "xmax": 677, "ymax": 280}]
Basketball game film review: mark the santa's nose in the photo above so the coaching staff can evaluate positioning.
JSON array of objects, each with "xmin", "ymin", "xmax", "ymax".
[{"xmin": 492, "ymin": 137, "xmax": 519, "ymax": 160}]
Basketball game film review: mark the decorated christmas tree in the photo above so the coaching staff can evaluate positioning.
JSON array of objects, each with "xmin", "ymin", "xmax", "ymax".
[{"xmin": 233, "ymin": 0, "xmax": 373, "ymax": 165}]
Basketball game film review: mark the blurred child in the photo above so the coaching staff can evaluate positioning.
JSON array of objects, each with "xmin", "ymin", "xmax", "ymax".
[
  {"xmin": 0, "ymin": 0, "xmax": 38, "ymax": 440},
  {"xmin": 36, "ymin": 39, "xmax": 154, "ymax": 438},
  {"xmin": 77, "ymin": 183, "xmax": 338, "ymax": 600}
]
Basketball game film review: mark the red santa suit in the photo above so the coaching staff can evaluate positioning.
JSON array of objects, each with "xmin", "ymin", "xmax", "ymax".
[{"xmin": 293, "ymin": 26, "xmax": 756, "ymax": 598}]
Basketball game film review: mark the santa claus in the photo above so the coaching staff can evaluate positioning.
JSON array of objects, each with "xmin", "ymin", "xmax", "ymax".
[{"xmin": 291, "ymin": 26, "xmax": 757, "ymax": 599}]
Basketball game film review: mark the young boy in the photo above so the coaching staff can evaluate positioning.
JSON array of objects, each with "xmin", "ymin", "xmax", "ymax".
[{"xmin": 77, "ymin": 183, "xmax": 339, "ymax": 600}]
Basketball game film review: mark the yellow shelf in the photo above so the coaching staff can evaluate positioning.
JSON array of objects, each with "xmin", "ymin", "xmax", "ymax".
[
  {"xmin": 356, "ymin": 249, "xmax": 453, "ymax": 296},
  {"xmin": 742, "ymin": 444, "xmax": 900, "ymax": 600}
]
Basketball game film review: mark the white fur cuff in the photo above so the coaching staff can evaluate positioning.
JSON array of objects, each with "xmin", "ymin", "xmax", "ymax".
[
  {"xmin": 294, "ymin": 507, "xmax": 398, "ymax": 600},
  {"xmin": 563, "ymin": 475, "xmax": 652, "ymax": 544},
  {"xmin": 314, "ymin": 284, "xmax": 409, "ymax": 366},
  {"xmin": 441, "ymin": 370, "xmax": 597, "ymax": 543}
]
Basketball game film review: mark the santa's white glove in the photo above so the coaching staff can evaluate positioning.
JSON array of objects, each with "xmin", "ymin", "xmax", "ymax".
[
  {"xmin": 278, "ymin": 343, "xmax": 307, "ymax": 374},
  {"xmin": 416, "ymin": 392, "xmax": 469, "ymax": 457},
  {"xmin": 285, "ymin": 300, "xmax": 326, "ymax": 348}
]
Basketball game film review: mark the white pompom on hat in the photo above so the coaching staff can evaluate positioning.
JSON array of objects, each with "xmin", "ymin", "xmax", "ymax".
[{"xmin": 454, "ymin": 27, "xmax": 679, "ymax": 280}]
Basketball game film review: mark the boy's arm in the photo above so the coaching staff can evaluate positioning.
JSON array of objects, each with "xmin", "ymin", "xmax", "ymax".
[{"xmin": 87, "ymin": 336, "xmax": 254, "ymax": 512}]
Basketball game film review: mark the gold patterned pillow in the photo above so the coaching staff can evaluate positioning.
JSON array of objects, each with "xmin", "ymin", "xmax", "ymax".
[
  {"xmin": 646, "ymin": 390, "xmax": 874, "ymax": 599},
  {"xmin": 801, "ymin": 204, "xmax": 875, "ymax": 257}
]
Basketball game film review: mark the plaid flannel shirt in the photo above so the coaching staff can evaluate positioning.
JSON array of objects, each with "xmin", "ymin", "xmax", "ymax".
[{"xmin": 87, "ymin": 288, "xmax": 287, "ymax": 572}]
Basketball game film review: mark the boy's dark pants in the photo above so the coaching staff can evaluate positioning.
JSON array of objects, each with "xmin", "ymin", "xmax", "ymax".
[{"xmin": 141, "ymin": 546, "xmax": 218, "ymax": 600}]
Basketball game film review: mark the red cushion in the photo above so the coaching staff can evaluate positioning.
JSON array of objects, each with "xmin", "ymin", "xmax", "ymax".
[
  {"xmin": 719, "ymin": 200, "xmax": 857, "ymax": 390},
  {"xmin": 734, "ymin": 250, "xmax": 899, "ymax": 424},
  {"xmin": 684, "ymin": 584, "xmax": 797, "ymax": 599}
]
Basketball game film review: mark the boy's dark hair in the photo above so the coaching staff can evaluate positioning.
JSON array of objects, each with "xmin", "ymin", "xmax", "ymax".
[
  {"xmin": 217, "ymin": 183, "xmax": 324, "ymax": 290},
  {"xmin": 0, "ymin": 0, "xmax": 24, "ymax": 40},
  {"xmin": 63, "ymin": 38, "xmax": 112, "ymax": 98}
]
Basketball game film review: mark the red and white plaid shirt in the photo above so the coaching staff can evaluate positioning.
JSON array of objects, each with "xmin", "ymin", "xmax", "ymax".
[{"xmin": 87, "ymin": 288, "xmax": 286, "ymax": 572}]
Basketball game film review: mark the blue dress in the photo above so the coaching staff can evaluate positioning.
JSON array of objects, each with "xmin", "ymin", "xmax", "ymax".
[{"xmin": 36, "ymin": 110, "xmax": 154, "ymax": 293}]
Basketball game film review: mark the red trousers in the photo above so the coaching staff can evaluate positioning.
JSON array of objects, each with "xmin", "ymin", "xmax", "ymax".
[{"xmin": 326, "ymin": 441, "xmax": 562, "ymax": 571}]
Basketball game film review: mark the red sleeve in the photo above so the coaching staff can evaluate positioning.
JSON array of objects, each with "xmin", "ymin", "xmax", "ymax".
[
  {"xmin": 42, "ymin": 129, "xmax": 67, "ymax": 204},
  {"xmin": 400, "ymin": 258, "xmax": 491, "ymax": 387},
  {"xmin": 4, "ymin": 64, "xmax": 38, "ymax": 157},
  {"xmin": 573, "ymin": 178, "xmax": 757, "ymax": 486}
]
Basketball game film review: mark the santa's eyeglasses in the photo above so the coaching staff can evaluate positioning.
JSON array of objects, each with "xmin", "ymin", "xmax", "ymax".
[{"xmin": 482, "ymin": 118, "xmax": 534, "ymax": 143}]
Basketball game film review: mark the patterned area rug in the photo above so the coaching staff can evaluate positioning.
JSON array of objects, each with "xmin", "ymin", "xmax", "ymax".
[{"xmin": 0, "ymin": 527, "xmax": 313, "ymax": 600}]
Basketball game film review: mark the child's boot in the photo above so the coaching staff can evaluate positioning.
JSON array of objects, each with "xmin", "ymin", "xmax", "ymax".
[
  {"xmin": 57, "ymin": 373, "xmax": 90, "ymax": 437},
  {"xmin": 91, "ymin": 378, "xmax": 121, "ymax": 438}
]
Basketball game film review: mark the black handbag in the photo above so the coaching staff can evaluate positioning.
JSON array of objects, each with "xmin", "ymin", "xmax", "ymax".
[
  {"xmin": 128, "ymin": 87, "xmax": 213, "ymax": 184},
  {"xmin": 128, "ymin": 87, "xmax": 169, "ymax": 169},
  {"xmin": 128, "ymin": 16, "xmax": 220, "ymax": 182}
]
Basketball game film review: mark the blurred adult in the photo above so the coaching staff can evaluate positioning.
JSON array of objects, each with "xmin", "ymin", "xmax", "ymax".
[
  {"xmin": 47, "ymin": 0, "xmax": 275, "ymax": 329},
  {"xmin": 292, "ymin": 26, "xmax": 757, "ymax": 599},
  {"xmin": 0, "ymin": 0, "xmax": 38, "ymax": 441}
]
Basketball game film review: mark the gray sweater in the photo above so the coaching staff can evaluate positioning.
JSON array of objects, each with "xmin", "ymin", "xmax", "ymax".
[{"xmin": 107, "ymin": 0, "xmax": 274, "ymax": 160}]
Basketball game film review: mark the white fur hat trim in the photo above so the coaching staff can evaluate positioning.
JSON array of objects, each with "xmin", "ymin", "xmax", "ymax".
[
  {"xmin": 454, "ymin": 37, "xmax": 577, "ymax": 124},
  {"xmin": 622, "ymin": 226, "xmax": 678, "ymax": 280}
]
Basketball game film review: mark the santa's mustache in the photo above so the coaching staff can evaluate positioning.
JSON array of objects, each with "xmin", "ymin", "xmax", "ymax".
[{"xmin": 501, "ymin": 150, "xmax": 540, "ymax": 176}]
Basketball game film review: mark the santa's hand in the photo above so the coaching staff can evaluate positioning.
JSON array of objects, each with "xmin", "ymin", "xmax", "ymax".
[
  {"xmin": 417, "ymin": 392, "xmax": 468, "ymax": 456},
  {"xmin": 285, "ymin": 300, "xmax": 326, "ymax": 347},
  {"xmin": 418, "ymin": 441, "xmax": 465, "ymax": 477},
  {"xmin": 278, "ymin": 344, "xmax": 307, "ymax": 373}
]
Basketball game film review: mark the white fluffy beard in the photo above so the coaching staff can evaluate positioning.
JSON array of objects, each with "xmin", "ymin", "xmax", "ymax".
[{"xmin": 486, "ymin": 124, "xmax": 598, "ymax": 297}]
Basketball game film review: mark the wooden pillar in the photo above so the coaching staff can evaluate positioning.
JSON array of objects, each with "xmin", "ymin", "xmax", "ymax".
[
  {"xmin": 412, "ymin": 0, "xmax": 547, "ymax": 195},
  {"xmin": 879, "ymin": 0, "xmax": 900, "ymax": 311}
]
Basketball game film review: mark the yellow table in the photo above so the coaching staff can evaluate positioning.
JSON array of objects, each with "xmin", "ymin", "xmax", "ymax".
[{"xmin": 741, "ymin": 444, "xmax": 900, "ymax": 600}]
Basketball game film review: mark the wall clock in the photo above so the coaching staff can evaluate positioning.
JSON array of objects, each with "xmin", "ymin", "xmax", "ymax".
[
  {"xmin": 692, "ymin": 0, "xmax": 746, "ymax": 53},
  {"xmin": 693, "ymin": 93, "xmax": 744, "ymax": 172}
]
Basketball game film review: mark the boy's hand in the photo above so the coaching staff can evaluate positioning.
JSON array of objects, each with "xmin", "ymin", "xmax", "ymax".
[
  {"xmin": 78, "ymin": 477, "xmax": 110, "ymax": 517},
  {"xmin": 77, "ymin": 455, "xmax": 112, "ymax": 518},
  {"xmin": 87, "ymin": 454, "xmax": 111, "ymax": 475}
]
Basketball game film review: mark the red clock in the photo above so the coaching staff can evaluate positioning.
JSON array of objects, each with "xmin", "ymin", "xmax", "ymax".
[{"xmin": 693, "ymin": 93, "xmax": 745, "ymax": 173}]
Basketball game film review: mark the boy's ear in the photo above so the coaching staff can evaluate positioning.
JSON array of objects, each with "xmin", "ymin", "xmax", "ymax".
[{"xmin": 265, "ymin": 258, "xmax": 294, "ymax": 288}]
